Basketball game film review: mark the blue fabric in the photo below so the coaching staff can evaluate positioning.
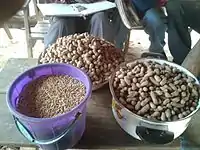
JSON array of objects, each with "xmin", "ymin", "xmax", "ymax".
[
  {"xmin": 44, "ymin": 12, "xmax": 128, "ymax": 49},
  {"xmin": 132, "ymin": 0, "xmax": 157, "ymax": 13},
  {"xmin": 142, "ymin": 8, "xmax": 166, "ymax": 53},
  {"xmin": 180, "ymin": 136, "xmax": 200, "ymax": 150},
  {"xmin": 131, "ymin": 0, "xmax": 166, "ymax": 53}
]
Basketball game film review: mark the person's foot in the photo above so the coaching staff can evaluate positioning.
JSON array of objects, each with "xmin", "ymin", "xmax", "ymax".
[
  {"xmin": 141, "ymin": 52, "xmax": 168, "ymax": 60},
  {"xmin": 172, "ymin": 59, "xmax": 182, "ymax": 65}
]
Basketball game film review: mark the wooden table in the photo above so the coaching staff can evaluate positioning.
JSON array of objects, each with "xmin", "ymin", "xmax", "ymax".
[{"xmin": 0, "ymin": 58, "xmax": 180, "ymax": 149}]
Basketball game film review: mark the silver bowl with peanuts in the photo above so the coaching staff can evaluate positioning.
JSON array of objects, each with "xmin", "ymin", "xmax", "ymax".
[
  {"xmin": 109, "ymin": 58, "xmax": 200, "ymax": 144},
  {"xmin": 38, "ymin": 33, "xmax": 124, "ymax": 91}
]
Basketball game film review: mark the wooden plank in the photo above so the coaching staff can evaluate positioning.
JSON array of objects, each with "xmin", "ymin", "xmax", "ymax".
[
  {"xmin": 0, "ymin": 94, "xmax": 36, "ymax": 147},
  {"xmin": 23, "ymin": 6, "xmax": 33, "ymax": 58},
  {"xmin": 0, "ymin": 58, "xmax": 180, "ymax": 148},
  {"xmin": 31, "ymin": 28, "xmax": 48, "ymax": 34},
  {"xmin": 31, "ymin": 21, "xmax": 50, "ymax": 34},
  {"xmin": 0, "ymin": 90, "xmax": 180, "ymax": 148},
  {"xmin": 76, "ymin": 86, "xmax": 180, "ymax": 149},
  {"xmin": 30, "ymin": 33, "xmax": 46, "ymax": 39},
  {"xmin": 0, "ymin": 58, "xmax": 37, "ymax": 93}
]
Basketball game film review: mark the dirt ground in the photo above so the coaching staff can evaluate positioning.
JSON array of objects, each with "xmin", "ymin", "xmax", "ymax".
[
  {"xmin": 0, "ymin": 28, "xmax": 199, "ymax": 70},
  {"xmin": 0, "ymin": 29, "xmax": 199, "ymax": 61},
  {"xmin": 0, "ymin": 29, "xmax": 153, "ymax": 69}
]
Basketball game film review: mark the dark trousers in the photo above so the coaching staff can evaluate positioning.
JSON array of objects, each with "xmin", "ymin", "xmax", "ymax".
[
  {"xmin": 166, "ymin": 0, "xmax": 200, "ymax": 64},
  {"xmin": 44, "ymin": 9, "xmax": 128, "ymax": 49}
]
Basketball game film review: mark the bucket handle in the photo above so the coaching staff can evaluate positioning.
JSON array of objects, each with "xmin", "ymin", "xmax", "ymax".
[{"xmin": 13, "ymin": 112, "xmax": 82, "ymax": 145}]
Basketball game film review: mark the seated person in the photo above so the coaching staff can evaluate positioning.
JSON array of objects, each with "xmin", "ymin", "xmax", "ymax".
[
  {"xmin": 131, "ymin": 0, "xmax": 167, "ymax": 57},
  {"xmin": 44, "ymin": 0, "xmax": 128, "ymax": 49},
  {"xmin": 166, "ymin": 0, "xmax": 200, "ymax": 65}
]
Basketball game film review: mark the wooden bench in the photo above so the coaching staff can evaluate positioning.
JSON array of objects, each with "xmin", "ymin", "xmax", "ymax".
[
  {"xmin": 2, "ymin": 24, "xmax": 13, "ymax": 41},
  {"xmin": 0, "ymin": 58, "xmax": 180, "ymax": 150}
]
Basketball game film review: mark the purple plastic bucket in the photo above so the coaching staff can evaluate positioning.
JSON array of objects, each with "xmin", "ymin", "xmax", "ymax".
[{"xmin": 6, "ymin": 63, "xmax": 92, "ymax": 150}]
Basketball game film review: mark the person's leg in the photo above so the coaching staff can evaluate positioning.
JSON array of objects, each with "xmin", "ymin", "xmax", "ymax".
[
  {"xmin": 166, "ymin": 1, "xmax": 200, "ymax": 64},
  {"xmin": 74, "ymin": 17, "xmax": 90, "ymax": 33},
  {"xmin": 142, "ymin": 8, "xmax": 166, "ymax": 54},
  {"xmin": 167, "ymin": 21, "xmax": 190, "ymax": 65},
  {"xmin": 112, "ymin": 10, "xmax": 129, "ymax": 49},
  {"xmin": 44, "ymin": 17, "xmax": 76, "ymax": 49},
  {"xmin": 90, "ymin": 9, "xmax": 128, "ymax": 49},
  {"xmin": 89, "ymin": 11, "xmax": 115, "ymax": 43},
  {"xmin": 166, "ymin": 1, "xmax": 191, "ymax": 65},
  {"xmin": 180, "ymin": 1, "xmax": 200, "ymax": 34}
]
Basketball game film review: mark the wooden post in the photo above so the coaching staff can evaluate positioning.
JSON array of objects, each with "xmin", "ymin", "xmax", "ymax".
[
  {"xmin": 23, "ymin": 5, "xmax": 33, "ymax": 58},
  {"xmin": 3, "ymin": 24, "xmax": 13, "ymax": 40},
  {"xmin": 182, "ymin": 39, "xmax": 200, "ymax": 77},
  {"xmin": 123, "ymin": 30, "xmax": 131, "ymax": 55}
]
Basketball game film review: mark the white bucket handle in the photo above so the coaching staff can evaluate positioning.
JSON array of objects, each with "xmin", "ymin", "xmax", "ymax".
[{"xmin": 13, "ymin": 112, "xmax": 82, "ymax": 145}]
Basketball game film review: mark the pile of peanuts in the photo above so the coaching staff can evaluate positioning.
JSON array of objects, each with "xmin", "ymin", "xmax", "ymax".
[
  {"xmin": 17, "ymin": 75, "xmax": 86, "ymax": 118},
  {"xmin": 39, "ymin": 33, "xmax": 123, "ymax": 87},
  {"xmin": 113, "ymin": 60, "xmax": 199, "ymax": 121}
]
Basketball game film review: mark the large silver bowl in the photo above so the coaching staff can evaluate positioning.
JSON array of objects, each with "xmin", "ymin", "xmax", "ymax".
[{"xmin": 109, "ymin": 58, "xmax": 200, "ymax": 144}]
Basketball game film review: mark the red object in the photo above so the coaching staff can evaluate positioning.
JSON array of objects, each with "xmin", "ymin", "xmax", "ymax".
[{"xmin": 158, "ymin": 0, "xmax": 167, "ymax": 7}]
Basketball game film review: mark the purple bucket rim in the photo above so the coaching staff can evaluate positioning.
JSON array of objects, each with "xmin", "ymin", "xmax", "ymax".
[{"xmin": 6, "ymin": 63, "xmax": 92, "ymax": 122}]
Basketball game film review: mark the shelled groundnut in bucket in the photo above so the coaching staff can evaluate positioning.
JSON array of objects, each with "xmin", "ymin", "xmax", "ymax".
[
  {"xmin": 6, "ymin": 63, "xmax": 92, "ymax": 150},
  {"xmin": 109, "ymin": 58, "xmax": 200, "ymax": 144}
]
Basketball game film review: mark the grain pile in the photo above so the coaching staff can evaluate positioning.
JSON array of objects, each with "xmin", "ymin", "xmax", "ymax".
[
  {"xmin": 113, "ymin": 60, "xmax": 199, "ymax": 121},
  {"xmin": 17, "ymin": 75, "xmax": 86, "ymax": 118},
  {"xmin": 39, "ymin": 33, "xmax": 123, "ymax": 88}
]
